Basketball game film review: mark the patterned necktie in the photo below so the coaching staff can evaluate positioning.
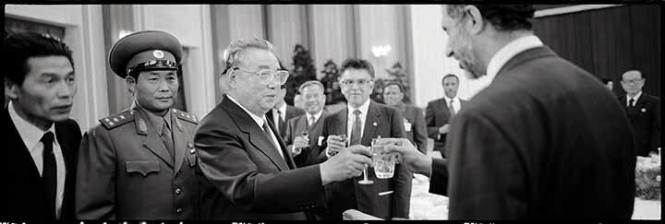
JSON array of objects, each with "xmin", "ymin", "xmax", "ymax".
[
  {"xmin": 350, "ymin": 110, "xmax": 362, "ymax": 146},
  {"xmin": 263, "ymin": 121, "xmax": 284, "ymax": 159},
  {"xmin": 448, "ymin": 99, "xmax": 456, "ymax": 121},
  {"xmin": 41, "ymin": 132, "xmax": 57, "ymax": 220},
  {"xmin": 161, "ymin": 118, "xmax": 174, "ymax": 160}
]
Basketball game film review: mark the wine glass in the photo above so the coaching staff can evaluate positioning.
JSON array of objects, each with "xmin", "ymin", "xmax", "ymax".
[{"xmin": 358, "ymin": 138, "xmax": 375, "ymax": 185}]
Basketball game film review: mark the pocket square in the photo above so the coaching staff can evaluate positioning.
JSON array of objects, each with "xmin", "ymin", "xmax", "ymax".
[{"xmin": 378, "ymin": 190, "xmax": 394, "ymax": 196}]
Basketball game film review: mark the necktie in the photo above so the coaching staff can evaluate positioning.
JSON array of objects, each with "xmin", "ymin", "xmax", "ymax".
[
  {"xmin": 628, "ymin": 98, "xmax": 635, "ymax": 108},
  {"xmin": 308, "ymin": 116, "xmax": 316, "ymax": 129},
  {"xmin": 41, "ymin": 132, "xmax": 57, "ymax": 220},
  {"xmin": 161, "ymin": 118, "xmax": 175, "ymax": 160},
  {"xmin": 448, "ymin": 99, "xmax": 456, "ymax": 121},
  {"xmin": 350, "ymin": 110, "xmax": 362, "ymax": 146},
  {"xmin": 263, "ymin": 121, "xmax": 284, "ymax": 159},
  {"xmin": 277, "ymin": 109, "xmax": 286, "ymax": 137}
]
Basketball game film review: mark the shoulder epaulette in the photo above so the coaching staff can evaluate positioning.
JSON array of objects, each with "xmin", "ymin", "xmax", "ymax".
[
  {"xmin": 171, "ymin": 108, "xmax": 198, "ymax": 124},
  {"xmin": 99, "ymin": 110, "xmax": 135, "ymax": 130}
]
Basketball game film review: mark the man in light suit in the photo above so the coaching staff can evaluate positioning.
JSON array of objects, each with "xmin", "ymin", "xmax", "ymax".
[
  {"xmin": 2, "ymin": 32, "xmax": 81, "ymax": 223},
  {"xmin": 76, "ymin": 31, "xmax": 200, "ymax": 220},
  {"xmin": 319, "ymin": 59, "xmax": 411, "ymax": 220},
  {"xmin": 619, "ymin": 70, "xmax": 661, "ymax": 156},
  {"xmin": 267, "ymin": 85, "xmax": 305, "ymax": 139},
  {"xmin": 194, "ymin": 38, "xmax": 373, "ymax": 220},
  {"xmin": 284, "ymin": 80, "xmax": 329, "ymax": 167},
  {"xmin": 385, "ymin": 4, "xmax": 635, "ymax": 220},
  {"xmin": 382, "ymin": 82, "xmax": 427, "ymax": 154},
  {"xmin": 426, "ymin": 74, "xmax": 466, "ymax": 156}
]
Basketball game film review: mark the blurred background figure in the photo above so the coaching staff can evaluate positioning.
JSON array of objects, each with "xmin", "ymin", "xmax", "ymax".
[
  {"xmin": 267, "ymin": 84, "xmax": 305, "ymax": 139},
  {"xmin": 619, "ymin": 70, "xmax": 661, "ymax": 156},
  {"xmin": 382, "ymin": 82, "xmax": 427, "ymax": 154},
  {"xmin": 284, "ymin": 80, "xmax": 329, "ymax": 167},
  {"xmin": 426, "ymin": 74, "xmax": 467, "ymax": 157},
  {"xmin": 601, "ymin": 78, "xmax": 614, "ymax": 91}
]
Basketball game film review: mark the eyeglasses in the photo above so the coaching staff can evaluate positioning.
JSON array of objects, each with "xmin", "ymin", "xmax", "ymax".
[
  {"xmin": 339, "ymin": 79, "xmax": 373, "ymax": 87},
  {"xmin": 233, "ymin": 67, "xmax": 290, "ymax": 85}
]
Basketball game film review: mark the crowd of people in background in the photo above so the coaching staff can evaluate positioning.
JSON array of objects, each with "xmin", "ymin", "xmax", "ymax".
[{"xmin": 2, "ymin": 4, "xmax": 660, "ymax": 222}]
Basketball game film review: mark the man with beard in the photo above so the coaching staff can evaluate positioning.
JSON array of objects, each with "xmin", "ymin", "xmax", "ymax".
[{"xmin": 384, "ymin": 4, "xmax": 635, "ymax": 220}]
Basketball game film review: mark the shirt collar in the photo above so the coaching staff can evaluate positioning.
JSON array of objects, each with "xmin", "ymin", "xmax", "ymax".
[
  {"xmin": 486, "ymin": 35, "xmax": 544, "ymax": 84},
  {"xmin": 8, "ymin": 101, "xmax": 59, "ymax": 151},
  {"xmin": 135, "ymin": 102, "xmax": 172, "ymax": 133},
  {"xmin": 443, "ymin": 95, "xmax": 458, "ymax": 104},
  {"xmin": 308, "ymin": 110, "xmax": 324, "ymax": 122},
  {"xmin": 628, "ymin": 91, "xmax": 643, "ymax": 101},
  {"xmin": 227, "ymin": 95, "xmax": 267, "ymax": 129},
  {"xmin": 347, "ymin": 99, "xmax": 371, "ymax": 117},
  {"xmin": 274, "ymin": 102, "xmax": 287, "ymax": 118}
]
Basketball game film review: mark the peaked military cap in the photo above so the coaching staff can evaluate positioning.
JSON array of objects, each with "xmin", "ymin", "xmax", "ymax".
[{"xmin": 109, "ymin": 30, "xmax": 183, "ymax": 78}]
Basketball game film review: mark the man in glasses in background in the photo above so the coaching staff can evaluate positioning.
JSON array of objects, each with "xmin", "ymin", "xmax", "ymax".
[
  {"xmin": 619, "ymin": 70, "xmax": 661, "ymax": 156},
  {"xmin": 318, "ymin": 58, "xmax": 411, "ymax": 220},
  {"xmin": 194, "ymin": 38, "xmax": 373, "ymax": 220}
]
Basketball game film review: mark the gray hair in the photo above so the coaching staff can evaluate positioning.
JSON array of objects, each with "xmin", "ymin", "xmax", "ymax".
[
  {"xmin": 299, "ymin": 80, "xmax": 325, "ymax": 93},
  {"xmin": 221, "ymin": 38, "xmax": 275, "ymax": 74}
]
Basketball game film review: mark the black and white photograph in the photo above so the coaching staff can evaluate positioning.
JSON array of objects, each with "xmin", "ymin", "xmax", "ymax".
[{"xmin": 2, "ymin": 3, "xmax": 661, "ymax": 222}]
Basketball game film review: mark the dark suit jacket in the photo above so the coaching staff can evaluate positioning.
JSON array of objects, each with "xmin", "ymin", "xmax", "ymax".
[
  {"xmin": 195, "ymin": 95, "xmax": 326, "ymax": 220},
  {"xmin": 395, "ymin": 104, "xmax": 428, "ymax": 154},
  {"xmin": 283, "ymin": 110, "xmax": 329, "ymax": 167},
  {"xmin": 76, "ymin": 107, "xmax": 200, "ymax": 220},
  {"xmin": 619, "ymin": 93, "xmax": 661, "ymax": 156},
  {"xmin": 266, "ymin": 104, "xmax": 306, "ymax": 139},
  {"xmin": 318, "ymin": 101, "xmax": 411, "ymax": 220},
  {"xmin": 434, "ymin": 46, "xmax": 635, "ymax": 219},
  {"xmin": 2, "ymin": 109, "xmax": 81, "ymax": 222},
  {"xmin": 425, "ymin": 98, "xmax": 467, "ymax": 155}
]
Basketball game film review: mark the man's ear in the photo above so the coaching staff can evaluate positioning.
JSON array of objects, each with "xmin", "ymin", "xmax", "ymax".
[
  {"xmin": 4, "ymin": 78, "xmax": 19, "ymax": 101},
  {"xmin": 125, "ymin": 76, "xmax": 136, "ymax": 96},
  {"xmin": 464, "ymin": 5, "xmax": 485, "ymax": 35},
  {"xmin": 227, "ymin": 69, "xmax": 238, "ymax": 88}
]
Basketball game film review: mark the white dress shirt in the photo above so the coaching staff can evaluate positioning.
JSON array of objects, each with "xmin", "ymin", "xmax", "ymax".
[
  {"xmin": 482, "ymin": 35, "xmax": 544, "ymax": 85},
  {"xmin": 307, "ymin": 110, "xmax": 323, "ymax": 127},
  {"xmin": 443, "ymin": 95, "xmax": 461, "ymax": 114},
  {"xmin": 227, "ymin": 96, "xmax": 285, "ymax": 159},
  {"xmin": 346, "ymin": 99, "xmax": 371, "ymax": 140},
  {"xmin": 626, "ymin": 91, "xmax": 642, "ymax": 107},
  {"xmin": 8, "ymin": 101, "xmax": 66, "ymax": 219}
]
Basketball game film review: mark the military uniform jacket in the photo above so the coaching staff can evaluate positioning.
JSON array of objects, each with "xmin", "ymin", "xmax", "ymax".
[{"xmin": 76, "ymin": 107, "xmax": 200, "ymax": 220}]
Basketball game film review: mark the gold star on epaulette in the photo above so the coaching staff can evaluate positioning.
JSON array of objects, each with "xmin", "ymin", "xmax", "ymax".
[
  {"xmin": 172, "ymin": 108, "xmax": 198, "ymax": 124},
  {"xmin": 99, "ymin": 110, "xmax": 134, "ymax": 130}
]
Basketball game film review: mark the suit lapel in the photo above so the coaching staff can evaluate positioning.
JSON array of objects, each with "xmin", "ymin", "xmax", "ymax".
[
  {"xmin": 223, "ymin": 98, "xmax": 290, "ymax": 171},
  {"xmin": 4, "ymin": 110, "xmax": 42, "ymax": 182},
  {"xmin": 135, "ymin": 111, "xmax": 174, "ymax": 168},
  {"xmin": 361, "ymin": 102, "xmax": 381, "ymax": 146}
]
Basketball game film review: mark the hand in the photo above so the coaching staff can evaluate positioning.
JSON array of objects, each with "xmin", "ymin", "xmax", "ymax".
[
  {"xmin": 291, "ymin": 145, "xmax": 302, "ymax": 156},
  {"xmin": 438, "ymin": 124, "xmax": 450, "ymax": 134},
  {"xmin": 384, "ymin": 139, "xmax": 431, "ymax": 176},
  {"xmin": 326, "ymin": 135, "xmax": 346, "ymax": 155},
  {"xmin": 320, "ymin": 145, "xmax": 373, "ymax": 185}
]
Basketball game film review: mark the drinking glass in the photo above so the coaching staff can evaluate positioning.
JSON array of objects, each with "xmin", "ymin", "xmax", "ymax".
[{"xmin": 371, "ymin": 138, "xmax": 397, "ymax": 179}]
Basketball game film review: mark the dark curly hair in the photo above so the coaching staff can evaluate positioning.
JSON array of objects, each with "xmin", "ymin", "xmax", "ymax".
[
  {"xmin": 4, "ymin": 32, "xmax": 74, "ymax": 85},
  {"xmin": 340, "ymin": 58, "xmax": 375, "ymax": 78},
  {"xmin": 447, "ymin": 4, "xmax": 535, "ymax": 31}
]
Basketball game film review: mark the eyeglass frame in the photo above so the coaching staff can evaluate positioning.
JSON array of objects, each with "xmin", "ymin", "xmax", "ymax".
[
  {"xmin": 231, "ymin": 67, "xmax": 290, "ymax": 85},
  {"xmin": 621, "ymin": 78, "xmax": 644, "ymax": 85},
  {"xmin": 338, "ymin": 78, "xmax": 374, "ymax": 87}
]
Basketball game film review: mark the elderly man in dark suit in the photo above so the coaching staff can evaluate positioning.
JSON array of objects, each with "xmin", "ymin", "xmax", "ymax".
[
  {"xmin": 194, "ymin": 38, "xmax": 373, "ymax": 220},
  {"xmin": 284, "ymin": 80, "xmax": 329, "ymax": 167},
  {"xmin": 318, "ymin": 59, "xmax": 411, "ymax": 220},
  {"xmin": 426, "ymin": 74, "xmax": 466, "ymax": 156},
  {"xmin": 267, "ymin": 85, "xmax": 305, "ymax": 139},
  {"xmin": 385, "ymin": 4, "xmax": 635, "ymax": 220},
  {"xmin": 2, "ymin": 32, "xmax": 81, "ymax": 222},
  {"xmin": 382, "ymin": 82, "xmax": 427, "ymax": 154},
  {"xmin": 76, "ymin": 31, "xmax": 200, "ymax": 220},
  {"xmin": 619, "ymin": 70, "xmax": 661, "ymax": 156}
]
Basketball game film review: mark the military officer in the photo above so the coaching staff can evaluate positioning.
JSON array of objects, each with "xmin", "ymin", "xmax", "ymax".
[{"xmin": 76, "ymin": 30, "xmax": 200, "ymax": 220}]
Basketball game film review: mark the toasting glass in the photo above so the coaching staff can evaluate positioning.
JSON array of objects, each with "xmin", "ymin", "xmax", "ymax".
[{"xmin": 358, "ymin": 138, "xmax": 376, "ymax": 185}]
